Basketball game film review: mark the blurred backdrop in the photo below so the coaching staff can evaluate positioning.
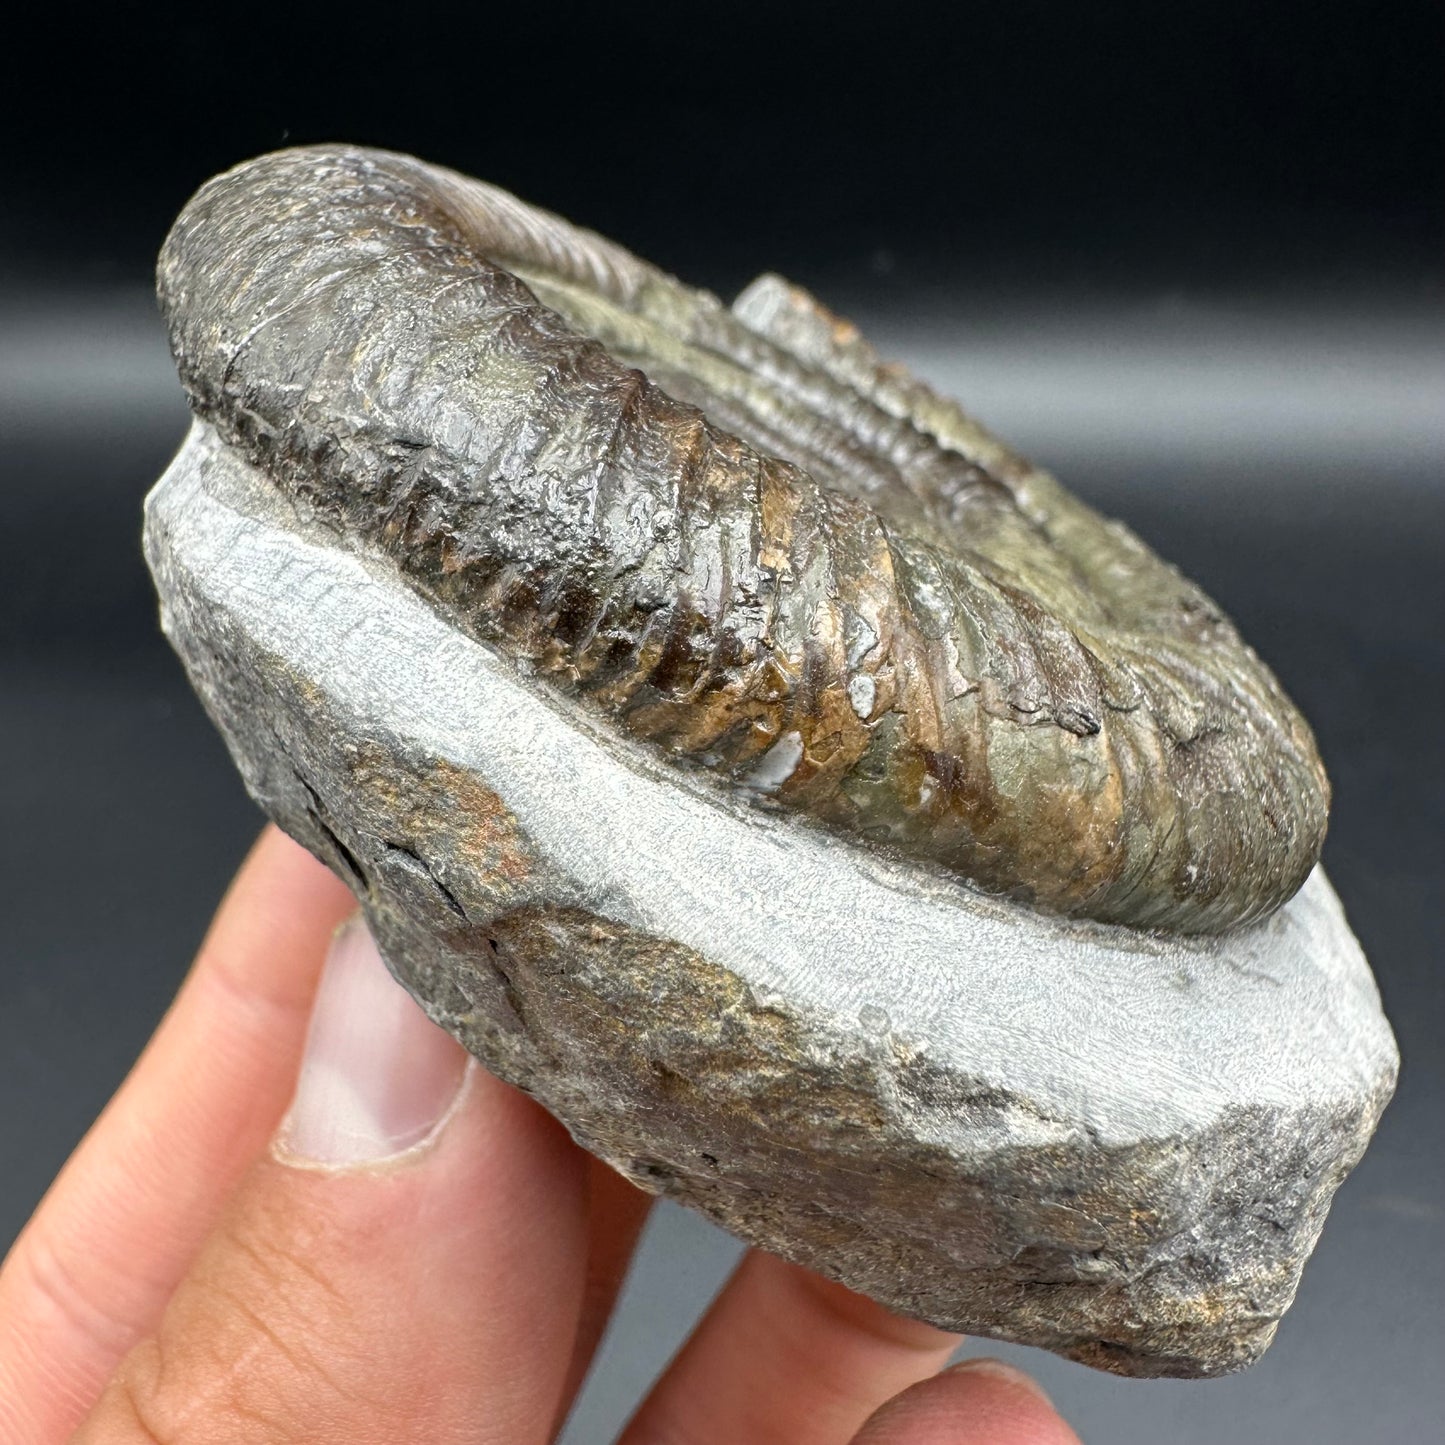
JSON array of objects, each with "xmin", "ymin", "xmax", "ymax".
[{"xmin": 2, "ymin": 3, "xmax": 1441, "ymax": 1440}]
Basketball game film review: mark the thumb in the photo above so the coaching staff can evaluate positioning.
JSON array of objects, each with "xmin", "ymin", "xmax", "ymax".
[{"xmin": 73, "ymin": 918, "xmax": 589, "ymax": 1445}]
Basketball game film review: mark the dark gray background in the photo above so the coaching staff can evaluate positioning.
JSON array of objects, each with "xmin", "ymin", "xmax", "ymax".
[{"xmin": 2, "ymin": 3, "xmax": 1441, "ymax": 1439}]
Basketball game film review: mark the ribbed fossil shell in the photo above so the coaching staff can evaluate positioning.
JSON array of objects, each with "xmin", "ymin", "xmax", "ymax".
[{"xmin": 158, "ymin": 145, "xmax": 1328, "ymax": 934}]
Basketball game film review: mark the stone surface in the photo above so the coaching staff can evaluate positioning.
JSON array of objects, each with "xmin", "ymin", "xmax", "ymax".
[{"xmin": 145, "ymin": 422, "xmax": 1398, "ymax": 1378}]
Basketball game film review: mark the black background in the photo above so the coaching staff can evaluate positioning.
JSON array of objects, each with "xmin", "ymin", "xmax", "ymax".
[
  {"xmin": 2, "ymin": 4, "xmax": 1441, "ymax": 1440},
  {"xmin": 5, "ymin": 0, "xmax": 1442, "ymax": 294}
]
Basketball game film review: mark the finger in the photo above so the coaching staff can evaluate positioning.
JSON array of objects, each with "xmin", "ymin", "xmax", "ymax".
[
  {"xmin": 555, "ymin": 1159, "xmax": 653, "ymax": 1431},
  {"xmin": 0, "ymin": 825, "xmax": 354, "ymax": 1443},
  {"xmin": 850, "ymin": 1358, "xmax": 1082, "ymax": 1445},
  {"xmin": 620, "ymin": 1250, "xmax": 960, "ymax": 1445},
  {"xmin": 74, "ymin": 918, "xmax": 591, "ymax": 1445}
]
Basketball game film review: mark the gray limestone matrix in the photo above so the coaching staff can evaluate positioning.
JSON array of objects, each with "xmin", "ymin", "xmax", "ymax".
[{"xmin": 144, "ymin": 145, "xmax": 1398, "ymax": 1378}]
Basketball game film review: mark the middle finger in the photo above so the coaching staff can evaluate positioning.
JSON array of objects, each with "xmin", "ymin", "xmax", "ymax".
[{"xmin": 619, "ymin": 1249, "xmax": 959, "ymax": 1445}]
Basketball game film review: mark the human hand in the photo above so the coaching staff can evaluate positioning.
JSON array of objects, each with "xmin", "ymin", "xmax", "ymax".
[{"xmin": 0, "ymin": 825, "xmax": 1081, "ymax": 1444}]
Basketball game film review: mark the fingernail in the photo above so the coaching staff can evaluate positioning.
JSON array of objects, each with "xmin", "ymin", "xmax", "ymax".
[
  {"xmin": 947, "ymin": 1356, "xmax": 1054, "ymax": 1403},
  {"xmin": 276, "ymin": 915, "xmax": 469, "ymax": 1167}
]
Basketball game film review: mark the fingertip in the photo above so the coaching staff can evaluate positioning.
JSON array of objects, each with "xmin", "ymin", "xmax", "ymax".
[
  {"xmin": 273, "ymin": 916, "xmax": 470, "ymax": 1168},
  {"xmin": 851, "ymin": 1355, "xmax": 1082, "ymax": 1445},
  {"xmin": 943, "ymin": 1356, "xmax": 1059, "ymax": 1406},
  {"xmin": 196, "ymin": 825, "xmax": 357, "ymax": 1017},
  {"xmin": 239, "ymin": 822, "xmax": 357, "ymax": 916}
]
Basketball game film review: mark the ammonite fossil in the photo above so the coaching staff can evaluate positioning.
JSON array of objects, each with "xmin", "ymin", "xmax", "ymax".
[
  {"xmin": 145, "ymin": 147, "xmax": 1394, "ymax": 1378},
  {"xmin": 158, "ymin": 145, "xmax": 1327, "ymax": 936}
]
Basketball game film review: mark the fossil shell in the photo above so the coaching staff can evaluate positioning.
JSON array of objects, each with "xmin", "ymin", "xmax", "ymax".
[{"xmin": 158, "ymin": 145, "xmax": 1329, "ymax": 933}]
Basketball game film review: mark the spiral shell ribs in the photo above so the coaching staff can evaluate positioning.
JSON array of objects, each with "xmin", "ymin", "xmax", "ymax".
[{"xmin": 158, "ymin": 145, "xmax": 1328, "ymax": 933}]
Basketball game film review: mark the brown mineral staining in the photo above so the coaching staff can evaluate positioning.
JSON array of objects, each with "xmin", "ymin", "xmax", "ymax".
[
  {"xmin": 434, "ymin": 760, "xmax": 535, "ymax": 889},
  {"xmin": 159, "ymin": 144, "xmax": 1329, "ymax": 933},
  {"xmin": 349, "ymin": 745, "xmax": 536, "ymax": 912}
]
